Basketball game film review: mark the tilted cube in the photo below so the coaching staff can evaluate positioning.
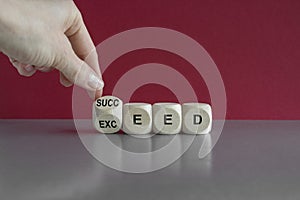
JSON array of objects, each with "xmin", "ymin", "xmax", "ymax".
[{"xmin": 92, "ymin": 96, "xmax": 123, "ymax": 133}]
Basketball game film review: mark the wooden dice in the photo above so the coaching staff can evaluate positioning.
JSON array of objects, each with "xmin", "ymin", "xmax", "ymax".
[
  {"xmin": 123, "ymin": 103, "xmax": 152, "ymax": 135},
  {"xmin": 182, "ymin": 103, "xmax": 212, "ymax": 134},
  {"xmin": 93, "ymin": 96, "xmax": 212, "ymax": 134},
  {"xmin": 153, "ymin": 103, "xmax": 182, "ymax": 134},
  {"xmin": 92, "ymin": 96, "xmax": 123, "ymax": 134}
]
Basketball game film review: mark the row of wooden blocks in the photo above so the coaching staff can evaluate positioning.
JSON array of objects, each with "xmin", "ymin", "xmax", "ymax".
[{"xmin": 92, "ymin": 96, "xmax": 212, "ymax": 134}]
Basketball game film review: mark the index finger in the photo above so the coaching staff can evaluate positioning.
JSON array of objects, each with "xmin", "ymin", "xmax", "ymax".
[{"xmin": 66, "ymin": 13, "xmax": 103, "ymax": 98}]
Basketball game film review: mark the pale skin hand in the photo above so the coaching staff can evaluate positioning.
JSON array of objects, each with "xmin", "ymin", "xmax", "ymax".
[{"xmin": 0, "ymin": 0, "xmax": 104, "ymax": 99}]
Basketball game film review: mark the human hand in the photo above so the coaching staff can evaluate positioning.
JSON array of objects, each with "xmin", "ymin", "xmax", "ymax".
[{"xmin": 0, "ymin": 0, "xmax": 104, "ymax": 99}]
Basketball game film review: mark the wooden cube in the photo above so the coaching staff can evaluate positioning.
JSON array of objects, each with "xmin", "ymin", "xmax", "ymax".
[{"xmin": 92, "ymin": 96, "xmax": 123, "ymax": 133}]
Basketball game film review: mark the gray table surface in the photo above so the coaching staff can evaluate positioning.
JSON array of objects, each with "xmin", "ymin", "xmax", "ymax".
[{"xmin": 0, "ymin": 120, "xmax": 299, "ymax": 200}]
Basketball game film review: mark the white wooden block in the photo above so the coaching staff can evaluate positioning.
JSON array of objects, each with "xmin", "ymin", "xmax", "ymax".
[
  {"xmin": 123, "ymin": 103, "xmax": 152, "ymax": 134},
  {"xmin": 182, "ymin": 103, "xmax": 212, "ymax": 134},
  {"xmin": 92, "ymin": 96, "xmax": 123, "ymax": 133},
  {"xmin": 153, "ymin": 103, "xmax": 182, "ymax": 134}
]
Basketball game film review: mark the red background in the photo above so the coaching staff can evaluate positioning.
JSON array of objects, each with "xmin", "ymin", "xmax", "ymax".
[{"xmin": 0, "ymin": 0, "xmax": 299, "ymax": 119}]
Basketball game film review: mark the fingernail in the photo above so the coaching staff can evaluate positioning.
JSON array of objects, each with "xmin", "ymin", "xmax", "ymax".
[
  {"xmin": 24, "ymin": 65, "xmax": 34, "ymax": 72},
  {"xmin": 88, "ymin": 74, "xmax": 104, "ymax": 90}
]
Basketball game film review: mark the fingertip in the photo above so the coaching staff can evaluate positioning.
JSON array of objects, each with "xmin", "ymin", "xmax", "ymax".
[
  {"xmin": 23, "ymin": 65, "xmax": 35, "ymax": 73},
  {"xmin": 87, "ymin": 89, "xmax": 102, "ymax": 100},
  {"xmin": 87, "ymin": 73, "xmax": 104, "ymax": 90},
  {"xmin": 11, "ymin": 62, "xmax": 36, "ymax": 77},
  {"xmin": 95, "ymin": 89, "xmax": 103, "ymax": 100},
  {"xmin": 20, "ymin": 70, "xmax": 37, "ymax": 77},
  {"xmin": 60, "ymin": 72, "xmax": 73, "ymax": 87},
  {"xmin": 60, "ymin": 79, "xmax": 73, "ymax": 87}
]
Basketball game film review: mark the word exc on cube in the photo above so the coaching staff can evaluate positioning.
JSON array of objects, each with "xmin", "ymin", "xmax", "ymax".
[{"xmin": 92, "ymin": 96, "xmax": 123, "ymax": 133}]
